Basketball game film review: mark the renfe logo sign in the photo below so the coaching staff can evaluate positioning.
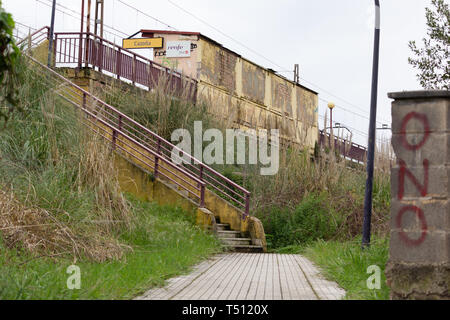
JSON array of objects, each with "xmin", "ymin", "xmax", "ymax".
[{"xmin": 166, "ymin": 41, "xmax": 191, "ymax": 58}]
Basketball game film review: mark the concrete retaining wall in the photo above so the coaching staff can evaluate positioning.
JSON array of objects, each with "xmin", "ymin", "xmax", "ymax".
[{"xmin": 114, "ymin": 153, "xmax": 267, "ymax": 252}]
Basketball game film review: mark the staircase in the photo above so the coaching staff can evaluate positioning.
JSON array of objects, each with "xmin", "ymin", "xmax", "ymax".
[
  {"xmin": 17, "ymin": 27, "xmax": 267, "ymax": 254},
  {"xmin": 216, "ymin": 217, "xmax": 264, "ymax": 253}
]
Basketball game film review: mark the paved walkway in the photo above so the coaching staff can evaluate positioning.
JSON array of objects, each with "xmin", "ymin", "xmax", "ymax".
[{"xmin": 137, "ymin": 253, "xmax": 345, "ymax": 300}]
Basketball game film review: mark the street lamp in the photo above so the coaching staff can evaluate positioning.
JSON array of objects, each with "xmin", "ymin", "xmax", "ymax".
[
  {"xmin": 328, "ymin": 102, "xmax": 336, "ymax": 146},
  {"xmin": 362, "ymin": 0, "xmax": 381, "ymax": 249},
  {"xmin": 328, "ymin": 102, "xmax": 335, "ymax": 133}
]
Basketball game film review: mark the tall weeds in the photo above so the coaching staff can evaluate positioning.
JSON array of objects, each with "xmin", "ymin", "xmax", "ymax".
[
  {"xmin": 0, "ymin": 58, "xmax": 131, "ymax": 262},
  {"xmin": 222, "ymin": 111, "xmax": 391, "ymax": 247},
  {"xmin": 95, "ymin": 74, "xmax": 216, "ymax": 142}
]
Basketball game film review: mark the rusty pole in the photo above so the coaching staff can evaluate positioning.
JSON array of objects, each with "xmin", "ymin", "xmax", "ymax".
[
  {"xmin": 86, "ymin": 0, "xmax": 91, "ymax": 35},
  {"xmin": 79, "ymin": 0, "xmax": 85, "ymax": 68},
  {"xmin": 94, "ymin": 0, "xmax": 104, "ymax": 38},
  {"xmin": 362, "ymin": 0, "xmax": 381, "ymax": 249},
  {"xmin": 100, "ymin": 0, "xmax": 104, "ymax": 38},
  {"xmin": 94, "ymin": 0, "xmax": 99, "ymax": 36}
]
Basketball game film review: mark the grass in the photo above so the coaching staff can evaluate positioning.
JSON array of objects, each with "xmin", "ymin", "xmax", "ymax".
[
  {"xmin": 0, "ymin": 57, "xmax": 221, "ymax": 299},
  {"xmin": 0, "ymin": 195, "xmax": 221, "ymax": 300},
  {"xmin": 93, "ymin": 60, "xmax": 393, "ymax": 301},
  {"xmin": 273, "ymin": 236, "xmax": 390, "ymax": 300}
]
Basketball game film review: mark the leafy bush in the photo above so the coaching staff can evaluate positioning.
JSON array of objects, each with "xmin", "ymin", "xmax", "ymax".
[
  {"xmin": 0, "ymin": 1, "xmax": 21, "ymax": 124},
  {"xmin": 261, "ymin": 193, "xmax": 341, "ymax": 248}
]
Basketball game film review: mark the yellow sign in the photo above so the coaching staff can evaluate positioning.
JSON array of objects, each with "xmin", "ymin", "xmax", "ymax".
[{"xmin": 122, "ymin": 38, "xmax": 164, "ymax": 49}]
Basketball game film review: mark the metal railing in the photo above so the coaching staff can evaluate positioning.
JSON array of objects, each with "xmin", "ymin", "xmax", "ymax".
[
  {"xmin": 52, "ymin": 31, "xmax": 197, "ymax": 101},
  {"xmin": 17, "ymin": 26, "xmax": 50, "ymax": 50},
  {"xmin": 20, "ymin": 27, "xmax": 251, "ymax": 217},
  {"xmin": 319, "ymin": 130, "xmax": 367, "ymax": 164},
  {"xmin": 28, "ymin": 55, "xmax": 206, "ymax": 206}
]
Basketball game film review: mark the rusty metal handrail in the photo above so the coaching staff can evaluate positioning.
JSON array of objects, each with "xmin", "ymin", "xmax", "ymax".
[
  {"xmin": 28, "ymin": 55, "xmax": 206, "ymax": 207},
  {"xmin": 17, "ymin": 26, "xmax": 50, "ymax": 46},
  {"xmin": 52, "ymin": 31, "xmax": 197, "ymax": 101},
  {"xmin": 319, "ymin": 129, "xmax": 368, "ymax": 163}
]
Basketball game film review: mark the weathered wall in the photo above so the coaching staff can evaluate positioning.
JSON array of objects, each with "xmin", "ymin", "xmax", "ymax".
[
  {"xmin": 386, "ymin": 90, "xmax": 450, "ymax": 300},
  {"xmin": 197, "ymin": 38, "xmax": 318, "ymax": 149},
  {"xmin": 115, "ymin": 153, "xmax": 267, "ymax": 251},
  {"xmin": 141, "ymin": 31, "xmax": 319, "ymax": 149}
]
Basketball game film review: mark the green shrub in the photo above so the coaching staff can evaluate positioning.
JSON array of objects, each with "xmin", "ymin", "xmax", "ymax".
[{"xmin": 261, "ymin": 193, "xmax": 341, "ymax": 248}]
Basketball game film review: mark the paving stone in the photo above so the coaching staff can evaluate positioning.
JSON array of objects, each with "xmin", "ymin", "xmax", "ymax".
[{"xmin": 136, "ymin": 253, "xmax": 345, "ymax": 300}]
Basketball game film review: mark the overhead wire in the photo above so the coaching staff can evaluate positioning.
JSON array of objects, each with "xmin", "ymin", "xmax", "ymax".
[
  {"xmin": 166, "ymin": 0, "xmax": 391, "ymax": 127},
  {"xmin": 116, "ymin": 0, "xmax": 177, "ymax": 31}
]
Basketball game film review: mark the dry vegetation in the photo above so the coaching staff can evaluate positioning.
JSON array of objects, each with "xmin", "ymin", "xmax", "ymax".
[
  {"xmin": 0, "ymin": 188, "xmax": 126, "ymax": 263},
  {"xmin": 0, "ymin": 57, "xmax": 221, "ymax": 299},
  {"xmin": 228, "ymin": 111, "xmax": 391, "ymax": 248},
  {"xmin": 0, "ymin": 59, "xmax": 134, "ymax": 262}
]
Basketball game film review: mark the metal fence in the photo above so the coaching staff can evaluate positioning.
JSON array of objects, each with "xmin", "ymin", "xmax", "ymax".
[
  {"xmin": 52, "ymin": 31, "xmax": 197, "ymax": 101},
  {"xmin": 318, "ymin": 130, "xmax": 367, "ymax": 164}
]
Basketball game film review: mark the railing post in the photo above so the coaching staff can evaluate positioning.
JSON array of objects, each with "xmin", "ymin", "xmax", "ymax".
[
  {"xmin": 95, "ymin": 38, "xmax": 101, "ymax": 71},
  {"xmin": 118, "ymin": 115, "xmax": 123, "ymax": 131},
  {"xmin": 85, "ymin": 34, "xmax": 89, "ymax": 68},
  {"xmin": 53, "ymin": 34, "xmax": 58, "ymax": 68},
  {"xmin": 200, "ymin": 184, "xmax": 205, "ymax": 208},
  {"xmin": 198, "ymin": 164, "xmax": 205, "ymax": 207},
  {"xmin": 154, "ymin": 138, "xmax": 161, "ymax": 177},
  {"xmin": 199, "ymin": 164, "xmax": 204, "ymax": 181},
  {"xmin": 99, "ymin": 37, "xmax": 103, "ymax": 73},
  {"xmin": 116, "ymin": 48, "xmax": 121, "ymax": 80},
  {"xmin": 112, "ymin": 115, "xmax": 122, "ymax": 150},
  {"xmin": 78, "ymin": 33, "xmax": 83, "ymax": 69},
  {"xmin": 82, "ymin": 92, "xmax": 87, "ymax": 110},
  {"xmin": 245, "ymin": 192, "xmax": 250, "ymax": 218}
]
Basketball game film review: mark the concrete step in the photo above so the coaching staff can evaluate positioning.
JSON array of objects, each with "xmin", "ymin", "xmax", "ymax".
[
  {"xmin": 221, "ymin": 238, "xmax": 252, "ymax": 246},
  {"xmin": 223, "ymin": 244, "xmax": 265, "ymax": 253},
  {"xmin": 216, "ymin": 223, "xmax": 230, "ymax": 231},
  {"xmin": 217, "ymin": 230, "xmax": 241, "ymax": 238}
]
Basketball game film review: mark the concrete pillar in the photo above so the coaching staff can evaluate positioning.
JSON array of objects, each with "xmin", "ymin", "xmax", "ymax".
[{"xmin": 386, "ymin": 90, "xmax": 449, "ymax": 300}]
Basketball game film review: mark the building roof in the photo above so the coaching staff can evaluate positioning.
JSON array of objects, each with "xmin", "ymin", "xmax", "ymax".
[
  {"xmin": 140, "ymin": 29, "xmax": 201, "ymax": 37},
  {"xmin": 140, "ymin": 29, "xmax": 318, "ymax": 96}
]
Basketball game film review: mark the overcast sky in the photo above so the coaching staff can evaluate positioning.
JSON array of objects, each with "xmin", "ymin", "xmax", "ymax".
[{"xmin": 4, "ymin": 0, "xmax": 433, "ymax": 145}]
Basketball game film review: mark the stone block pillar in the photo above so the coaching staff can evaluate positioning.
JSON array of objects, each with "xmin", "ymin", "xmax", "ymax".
[{"xmin": 386, "ymin": 90, "xmax": 449, "ymax": 300}]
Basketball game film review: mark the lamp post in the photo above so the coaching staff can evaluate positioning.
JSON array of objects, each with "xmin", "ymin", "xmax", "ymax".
[
  {"xmin": 362, "ymin": 0, "xmax": 381, "ymax": 249},
  {"xmin": 47, "ymin": 0, "xmax": 56, "ymax": 67},
  {"xmin": 328, "ymin": 102, "xmax": 335, "ymax": 147}
]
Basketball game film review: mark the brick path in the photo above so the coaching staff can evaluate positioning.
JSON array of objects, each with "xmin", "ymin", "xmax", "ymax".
[{"xmin": 137, "ymin": 253, "xmax": 345, "ymax": 300}]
